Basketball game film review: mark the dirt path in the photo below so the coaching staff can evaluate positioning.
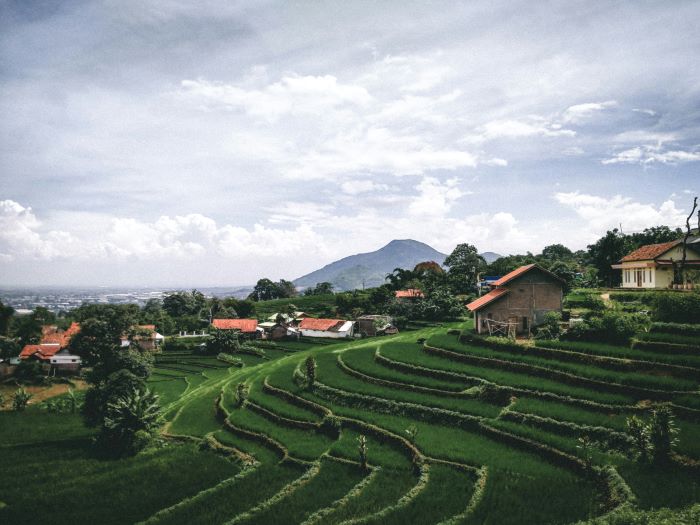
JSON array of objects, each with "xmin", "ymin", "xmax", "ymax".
[{"xmin": 0, "ymin": 379, "xmax": 88, "ymax": 410}]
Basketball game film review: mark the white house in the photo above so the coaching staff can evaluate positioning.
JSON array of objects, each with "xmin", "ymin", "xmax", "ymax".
[
  {"xmin": 299, "ymin": 318, "xmax": 354, "ymax": 339},
  {"xmin": 612, "ymin": 240, "xmax": 700, "ymax": 289}
]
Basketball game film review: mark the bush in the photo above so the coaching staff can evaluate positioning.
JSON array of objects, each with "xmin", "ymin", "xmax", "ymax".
[
  {"xmin": 12, "ymin": 387, "xmax": 32, "ymax": 411},
  {"xmin": 654, "ymin": 292, "xmax": 700, "ymax": 324},
  {"xmin": 534, "ymin": 311, "xmax": 563, "ymax": 340},
  {"xmin": 562, "ymin": 311, "xmax": 649, "ymax": 345},
  {"xmin": 97, "ymin": 388, "xmax": 161, "ymax": 456},
  {"xmin": 14, "ymin": 360, "xmax": 46, "ymax": 383},
  {"xmin": 650, "ymin": 321, "xmax": 700, "ymax": 337}
]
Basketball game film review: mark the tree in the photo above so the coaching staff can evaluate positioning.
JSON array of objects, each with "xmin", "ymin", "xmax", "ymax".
[
  {"xmin": 304, "ymin": 282, "xmax": 334, "ymax": 296},
  {"xmin": 305, "ymin": 356, "xmax": 317, "ymax": 389},
  {"xmin": 443, "ymin": 244, "xmax": 486, "ymax": 294},
  {"xmin": 541, "ymin": 244, "xmax": 573, "ymax": 260},
  {"xmin": 12, "ymin": 314, "xmax": 42, "ymax": 346},
  {"xmin": 222, "ymin": 298, "xmax": 256, "ymax": 318},
  {"xmin": 248, "ymin": 278, "xmax": 278, "ymax": 301},
  {"xmin": 625, "ymin": 415, "xmax": 651, "ymax": 463},
  {"xmin": 99, "ymin": 388, "xmax": 161, "ymax": 456},
  {"xmin": 0, "ymin": 300, "xmax": 14, "ymax": 336},
  {"xmin": 649, "ymin": 406, "xmax": 678, "ymax": 463},
  {"xmin": 0, "ymin": 336, "xmax": 20, "ymax": 359},
  {"xmin": 586, "ymin": 229, "xmax": 631, "ymax": 287},
  {"xmin": 69, "ymin": 318, "xmax": 127, "ymax": 367},
  {"xmin": 547, "ymin": 261, "xmax": 577, "ymax": 292},
  {"xmin": 679, "ymin": 196, "xmax": 699, "ymax": 285},
  {"xmin": 205, "ymin": 329, "xmax": 241, "ymax": 355}
]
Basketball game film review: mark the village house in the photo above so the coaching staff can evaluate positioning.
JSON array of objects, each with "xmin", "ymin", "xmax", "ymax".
[
  {"xmin": 211, "ymin": 318, "xmax": 262, "ymax": 339},
  {"xmin": 611, "ymin": 239, "xmax": 700, "ymax": 289},
  {"xmin": 355, "ymin": 315, "xmax": 398, "ymax": 337},
  {"xmin": 258, "ymin": 321, "xmax": 301, "ymax": 341},
  {"xmin": 120, "ymin": 325, "xmax": 165, "ymax": 351},
  {"xmin": 395, "ymin": 289, "xmax": 424, "ymax": 300},
  {"xmin": 19, "ymin": 322, "xmax": 82, "ymax": 374},
  {"xmin": 266, "ymin": 311, "xmax": 310, "ymax": 326},
  {"xmin": 466, "ymin": 264, "xmax": 564, "ymax": 336},
  {"xmin": 298, "ymin": 318, "xmax": 355, "ymax": 339}
]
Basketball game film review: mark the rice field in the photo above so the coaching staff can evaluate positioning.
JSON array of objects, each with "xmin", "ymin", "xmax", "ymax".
[{"xmin": 2, "ymin": 325, "xmax": 698, "ymax": 524}]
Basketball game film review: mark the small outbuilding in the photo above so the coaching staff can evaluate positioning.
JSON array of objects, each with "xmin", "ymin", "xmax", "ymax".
[
  {"xmin": 299, "ymin": 318, "xmax": 354, "ymax": 339},
  {"xmin": 466, "ymin": 264, "xmax": 564, "ymax": 336}
]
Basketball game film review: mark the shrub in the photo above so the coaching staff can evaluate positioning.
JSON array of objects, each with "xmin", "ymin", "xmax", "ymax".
[
  {"xmin": 217, "ymin": 353, "xmax": 244, "ymax": 366},
  {"xmin": 562, "ymin": 311, "xmax": 648, "ymax": 345},
  {"xmin": 654, "ymin": 292, "xmax": 700, "ymax": 324},
  {"xmin": 305, "ymin": 356, "xmax": 317, "ymax": 389},
  {"xmin": 14, "ymin": 360, "xmax": 46, "ymax": 383},
  {"xmin": 534, "ymin": 311, "xmax": 563, "ymax": 340},
  {"xmin": 98, "ymin": 388, "xmax": 161, "ymax": 456},
  {"xmin": 357, "ymin": 434, "xmax": 368, "ymax": 469},
  {"xmin": 649, "ymin": 321, "xmax": 700, "ymax": 337},
  {"xmin": 235, "ymin": 382, "xmax": 249, "ymax": 407},
  {"xmin": 625, "ymin": 415, "xmax": 650, "ymax": 463},
  {"xmin": 12, "ymin": 387, "xmax": 32, "ymax": 411},
  {"xmin": 649, "ymin": 406, "xmax": 678, "ymax": 463}
]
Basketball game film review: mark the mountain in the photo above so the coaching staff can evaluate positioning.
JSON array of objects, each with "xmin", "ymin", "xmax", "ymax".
[
  {"xmin": 480, "ymin": 251, "xmax": 503, "ymax": 264},
  {"xmin": 294, "ymin": 239, "xmax": 448, "ymax": 291}
]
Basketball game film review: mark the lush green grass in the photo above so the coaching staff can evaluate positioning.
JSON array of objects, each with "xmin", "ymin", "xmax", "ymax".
[
  {"xmin": 379, "ymin": 341, "xmax": 636, "ymax": 404},
  {"xmin": 4, "ymin": 321, "xmax": 699, "ymax": 524},
  {"xmin": 428, "ymin": 334, "xmax": 698, "ymax": 392},
  {"xmin": 635, "ymin": 331, "xmax": 700, "ymax": 347},
  {"xmin": 240, "ymin": 458, "xmax": 366, "ymax": 525},
  {"xmin": 537, "ymin": 339, "xmax": 700, "ymax": 369},
  {"xmin": 0, "ymin": 425, "xmax": 237, "ymax": 525},
  {"xmin": 252, "ymin": 294, "xmax": 336, "ymax": 318}
]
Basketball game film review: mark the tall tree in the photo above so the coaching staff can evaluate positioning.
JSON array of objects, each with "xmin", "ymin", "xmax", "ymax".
[
  {"xmin": 443, "ymin": 243, "xmax": 486, "ymax": 294},
  {"xmin": 586, "ymin": 229, "xmax": 631, "ymax": 287}
]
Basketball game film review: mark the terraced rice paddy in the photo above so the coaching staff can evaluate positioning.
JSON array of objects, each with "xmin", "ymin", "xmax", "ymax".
[{"xmin": 2, "ymin": 326, "xmax": 698, "ymax": 524}]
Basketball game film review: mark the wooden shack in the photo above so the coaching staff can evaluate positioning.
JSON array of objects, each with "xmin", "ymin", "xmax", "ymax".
[{"xmin": 466, "ymin": 264, "xmax": 563, "ymax": 336}]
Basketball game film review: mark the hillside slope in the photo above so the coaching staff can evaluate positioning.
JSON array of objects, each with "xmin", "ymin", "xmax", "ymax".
[{"xmin": 293, "ymin": 239, "xmax": 448, "ymax": 291}]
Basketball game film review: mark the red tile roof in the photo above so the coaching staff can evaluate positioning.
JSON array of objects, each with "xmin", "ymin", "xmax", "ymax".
[
  {"xmin": 299, "ymin": 318, "xmax": 345, "ymax": 331},
  {"xmin": 620, "ymin": 240, "xmax": 680, "ymax": 262},
  {"xmin": 20, "ymin": 344, "xmax": 65, "ymax": 360},
  {"xmin": 211, "ymin": 319, "xmax": 258, "ymax": 332},
  {"xmin": 491, "ymin": 263, "xmax": 564, "ymax": 286},
  {"xmin": 395, "ymin": 289, "xmax": 424, "ymax": 298},
  {"xmin": 38, "ymin": 322, "xmax": 81, "ymax": 348},
  {"xmin": 466, "ymin": 288, "xmax": 509, "ymax": 312}
]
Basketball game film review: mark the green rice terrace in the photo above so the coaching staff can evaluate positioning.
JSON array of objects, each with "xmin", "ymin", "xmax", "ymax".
[{"xmin": 2, "ymin": 322, "xmax": 699, "ymax": 524}]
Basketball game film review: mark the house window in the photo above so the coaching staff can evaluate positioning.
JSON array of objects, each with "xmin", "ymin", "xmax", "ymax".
[{"xmin": 522, "ymin": 317, "xmax": 529, "ymax": 331}]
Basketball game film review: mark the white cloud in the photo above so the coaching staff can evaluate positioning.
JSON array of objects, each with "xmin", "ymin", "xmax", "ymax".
[
  {"xmin": 632, "ymin": 108, "xmax": 657, "ymax": 116},
  {"xmin": 179, "ymin": 75, "xmax": 372, "ymax": 121},
  {"xmin": 554, "ymin": 192, "xmax": 687, "ymax": 232},
  {"xmin": 409, "ymin": 177, "xmax": 465, "ymax": 216},
  {"xmin": 340, "ymin": 180, "xmax": 390, "ymax": 195},
  {"xmin": 0, "ymin": 200, "xmax": 328, "ymax": 262},
  {"xmin": 602, "ymin": 145, "xmax": 700, "ymax": 165},
  {"xmin": 473, "ymin": 118, "xmax": 576, "ymax": 142},
  {"xmin": 563, "ymin": 100, "xmax": 617, "ymax": 123}
]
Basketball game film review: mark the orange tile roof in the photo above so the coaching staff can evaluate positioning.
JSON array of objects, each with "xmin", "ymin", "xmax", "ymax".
[
  {"xmin": 299, "ymin": 318, "xmax": 345, "ymax": 331},
  {"xmin": 491, "ymin": 264, "xmax": 537, "ymax": 286},
  {"xmin": 212, "ymin": 319, "xmax": 258, "ymax": 332},
  {"xmin": 466, "ymin": 288, "xmax": 509, "ymax": 312},
  {"xmin": 20, "ymin": 344, "xmax": 65, "ymax": 360},
  {"xmin": 620, "ymin": 240, "xmax": 680, "ymax": 262},
  {"xmin": 395, "ymin": 289, "xmax": 424, "ymax": 298}
]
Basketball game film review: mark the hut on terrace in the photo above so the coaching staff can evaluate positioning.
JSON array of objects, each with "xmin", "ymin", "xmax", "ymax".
[{"xmin": 466, "ymin": 264, "xmax": 564, "ymax": 336}]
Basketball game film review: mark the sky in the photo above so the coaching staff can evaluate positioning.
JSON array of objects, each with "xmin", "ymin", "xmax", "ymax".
[{"xmin": 1, "ymin": 0, "xmax": 699, "ymax": 287}]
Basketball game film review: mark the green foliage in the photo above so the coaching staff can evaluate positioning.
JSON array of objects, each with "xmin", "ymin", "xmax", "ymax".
[
  {"xmin": 0, "ymin": 300, "xmax": 15, "ymax": 336},
  {"xmin": 162, "ymin": 290, "xmax": 207, "ymax": 318},
  {"xmin": 649, "ymin": 321, "xmax": 700, "ymax": 337},
  {"xmin": 205, "ymin": 328, "xmax": 241, "ymax": 355},
  {"xmin": 625, "ymin": 415, "xmax": 651, "ymax": 462},
  {"xmin": 653, "ymin": 292, "xmax": 700, "ymax": 324},
  {"xmin": 12, "ymin": 387, "xmax": 32, "ymax": 411},
  {"xmin": 83, "ymin": 369, "xmax": 148, "ymax": 427},
  {"xmin": 563, "ymin": 311, "xmax": 649, "ymax": 345},
  {"xmin": 305, "ymin": 356, "xmax": 317, "ymax": 388},
  {"xmin": 648, "ymin": 406, "xmax": 678, "ymax": 463},
  {"xmin": 216, "ymin": 353, "xmax": 244, "ymax": 366},
  {"xmin": 304, "ymin": 281, "xmax": 334, "ymax": 296},
  {"xmin": 98, "ymin": 388, "xmax": 160, "ymax": 456},
  {"xmin": 357, "ymin": 434, "xmax": 368, "ymax": 469},
  {"xmin": 235, "ymin": 382, "xmax": 249, "ymax": 407},
  {"xmin": 534, "ymin": 311, "xmax": 563, "ymax": 340},
  {"xmin": 248, "ymin": 278, "xmax": 297, "ymax": 301},
  {"xmin": 14, "ymin": 359, "xmax": 45, "ymax": 382},
  {"xmin": 0, "ymin": 335, "xmax": 20, "ymax": 359},
  {"xmin": 443, "ymin": 243, "xmax": 486, "ymax": 294}
]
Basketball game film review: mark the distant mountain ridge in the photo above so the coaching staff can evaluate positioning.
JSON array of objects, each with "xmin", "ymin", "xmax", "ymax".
[{"xmin": 294, "ymin": 239, "xmax": 502, "ymax": 291}]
